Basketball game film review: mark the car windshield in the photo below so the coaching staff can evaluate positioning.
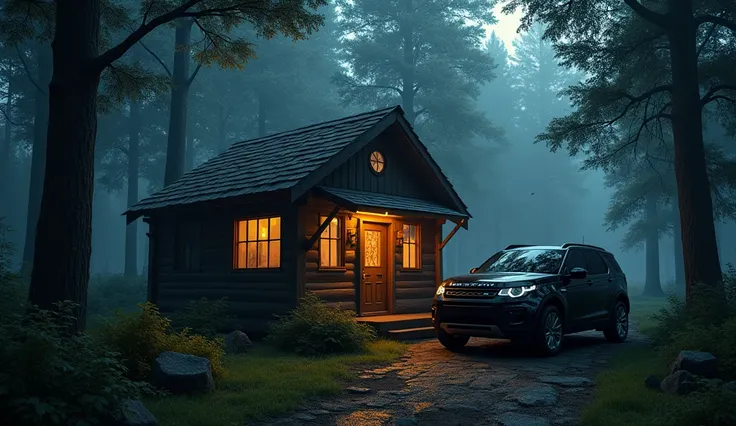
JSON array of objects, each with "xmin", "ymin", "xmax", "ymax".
[{"xmin": 475, "ymin": 249, "xmax": 565, "ymax": 274}]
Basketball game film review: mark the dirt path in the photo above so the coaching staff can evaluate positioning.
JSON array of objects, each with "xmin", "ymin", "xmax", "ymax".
[{"xmin": 253, "ymin": 326, "xmax": 648, "ymax": 426}]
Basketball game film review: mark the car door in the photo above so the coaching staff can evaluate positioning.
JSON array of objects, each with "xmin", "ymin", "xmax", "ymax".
[
  {"xmin": 582, "ymin": 250, "xmax": 612, "ymax": 323},
  {"xmin": 560, "ymin": 249, "xmax": 594, "ymax": 328}
]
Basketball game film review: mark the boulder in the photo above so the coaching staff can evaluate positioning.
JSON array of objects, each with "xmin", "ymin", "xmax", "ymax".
[
  {"xmin": 669, "ymin": 350, "xmax": 719, "ymax": 378},
  {"xmin": 112, "ymin": 400, "xmax": 157, "ymax": 426},
  {"xmin": 152, "ymin": 351, "xmax": 214, "ymax": 395},
  {"xmin": 224, "ymin": 330, "xmax": 252, "ymax": 354},
  {"xmin": 660, "ymin": 370, "xmax": 696, "ymax": 395},
  {"xmin": 724, "ymin": 381, "xmax": 736, "ymax": 393},
  {"xmin": 644, "ymin": 375, "xmax": 661, "ymax": 390}
]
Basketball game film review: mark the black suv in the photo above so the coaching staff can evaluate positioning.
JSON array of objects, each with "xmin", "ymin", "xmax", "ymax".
[{"xmin": 431, "ymin": 243, "xmax": 630, "ymax": 356}]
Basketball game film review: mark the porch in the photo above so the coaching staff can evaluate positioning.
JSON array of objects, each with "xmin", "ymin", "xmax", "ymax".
[{"xmin": 356, "ymin": 313, "xmax": 435, "ymax": 341}]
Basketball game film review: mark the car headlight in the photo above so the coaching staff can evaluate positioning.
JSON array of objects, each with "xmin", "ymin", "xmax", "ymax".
[
  {"xmin": 498, "ymin": 284, "xmax": 537, "ymax": 298},
  {"xmin": 436, "ymin": 281, "xmax": 450, "ymax": 296}
]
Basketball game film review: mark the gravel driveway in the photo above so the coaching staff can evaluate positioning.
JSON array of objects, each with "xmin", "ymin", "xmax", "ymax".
[{"xmin": 253, "ymin": 326, "xmax": 648, "ymax": 426}]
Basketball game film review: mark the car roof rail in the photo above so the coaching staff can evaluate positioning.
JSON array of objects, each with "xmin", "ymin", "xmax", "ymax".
[
  {"xmin": 561, "ymin": 242, "xmax": 607, "ymax": 251},
  {"xmin": 504, "ymin": 244, "xmax": 533, "ymax": 250}
]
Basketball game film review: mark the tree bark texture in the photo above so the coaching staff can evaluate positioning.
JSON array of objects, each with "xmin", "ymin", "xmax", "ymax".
[
  {"xmin": 21, "ymin": 43, "xmax": 52, "ymax": 275},
  {"xmin": 163, "ymin": 18, "xmax": 193, "ymax": 187},
  {"xmin": 666, "ymin": 0, "xmax": 723, "ymax": 304},
  {"xmin": 672, "ymin": 202, "xmax": 686, "ymax": 297},
  {"xmin": 27, "ymin": 0, "xmax": 102, "ymax": 333},
  {"xmin": 124, "ymin": 99, "xmax": 140, "ymax": 277},
  {"xmin": 643, "ymin": 192, "xmax": 664, "ymax": 296},
  {"xmin": 0, "ymin": 65, "xmax": 14, "ymax": 208}
]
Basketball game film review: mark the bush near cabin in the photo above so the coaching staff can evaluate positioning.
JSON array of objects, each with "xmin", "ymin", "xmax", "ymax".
[{"xmin": 268, "ymin": 292, "xmax": 377, "ymax": 356}]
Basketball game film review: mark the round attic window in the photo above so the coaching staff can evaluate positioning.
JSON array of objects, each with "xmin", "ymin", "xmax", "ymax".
[{"xmin": 369, "ymin": 151, "xmax": 385, "ymax": 174}]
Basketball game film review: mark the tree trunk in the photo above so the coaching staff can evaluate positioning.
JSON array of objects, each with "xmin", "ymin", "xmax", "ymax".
[
  {"xmin": 28, "ymin": 0, "xmax": 102, "ymax": 333},
  {"xmin": 163, "ymin": 18, "xmax": 193, "ymax": 187},
  {"xmin": 643, "ymin": 192, "xmax": 664, "ymax": 296},
  {"xmin": 666, "ymin": 1, "xmax": 723, "ymax": 305},
  {"xmin": 257, "ymin": 90, "xmax": 267, "ymax": 137},
  {"xmin": 400, "ymin": 0, "xmax": 415, "ymax": 125},
  {"xmin": 673, "ymin": 202, "xmax": 686, "ymax": 297},
  {"xmin": 0, "ymin": 65, "xmax": 14, "ymax": 208},
  {"xmin": 21, "ymin": 43, "xmax": 53, "ymax": 276},
  {"xmin": 124, "ymin": 99, "xmax": 140, "ymax": 277}
]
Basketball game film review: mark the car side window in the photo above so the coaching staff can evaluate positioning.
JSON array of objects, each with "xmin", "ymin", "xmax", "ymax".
[
  {"xmin": 603, "ymin": 253, "xmax": 623, "ymax": 274},
  {"xmin": 583, "ymin": 250, "xmax": 608, "ymax": 275},
  {"xmin": 562, "ymin": 250, "xmax": 586, "ymax": 274}
]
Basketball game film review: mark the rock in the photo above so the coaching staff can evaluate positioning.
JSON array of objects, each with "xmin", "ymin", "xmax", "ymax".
[
  {"xmin": 292, "ymin": 413, "xmax": 316, "ymax": 421},
  {"xmin": 345, "ymin": 386, "xmax": 371, "ymax": 394},
  {"xmin": 538, "ymin": 375, "xmax": 594, "ymax": 387},
  {"xmin": 696, "ymin": 377, "xmax": 724, "ymax": 390},
  {"xmin": 152, "ymin": 351, "xmax": 214, "ymax": 395},
  {"xmin": 644, "ymin": 375, "xmax": 661, "ymax": 390},
  {"xmin": 670, "ymin": 350, "xmax": 719, "ymax": 378},
  {"xmin": 660, "ymin": 370, "xmax": 696, "ymax": 395},
  {"xmin": 309, "ymin": 410, "xmax": 330, "ymax": 416},
  {"xmin": 495, "ymin": 412, "xmax": 551, "ymax": 426},
  {"xmin": 395, "ymin": 417, "xmax": 419, "ymax": 426},
  {"xmin": 723, "ymin": 381, "xmax": 736, "ymax": 393},
  {"xmin": 224, "ymin": 330, "xmax": 252, "ymax": 354},
  {"xmin": 505, "ymin": 384, "xmax": 558, "ymax": 407},
  {"xmin": 112, "ymin": 400, "xmax": 157, "ymax": 426}
]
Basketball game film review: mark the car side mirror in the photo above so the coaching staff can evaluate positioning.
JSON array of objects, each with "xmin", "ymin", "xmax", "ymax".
[
  {"xmin": 569, "ymin": 267, "xmax": 588, "ymax": 280},
  {"xmin": 469, "ymin": 267, "xmax": 478, "ymax": 274}
]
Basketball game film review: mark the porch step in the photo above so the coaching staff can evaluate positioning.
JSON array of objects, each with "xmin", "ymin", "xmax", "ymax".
[
  {"xmin": 356, "ymin": 313, "xmax": 433, "ymax": 339},
  {"xmin": 387, "ymin": 326, "xmax": 437, "ymax": 341}
]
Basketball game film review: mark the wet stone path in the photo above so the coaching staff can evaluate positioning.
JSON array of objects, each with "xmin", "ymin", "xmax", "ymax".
[{"xmin": 252, "ymin": 327, "xmax": 648, "ymax": 426}]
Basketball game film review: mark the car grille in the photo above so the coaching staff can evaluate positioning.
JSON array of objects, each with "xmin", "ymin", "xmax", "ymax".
[{"xmin": 444, "ymin": 288, "xmax": 499, "ymax": 298}]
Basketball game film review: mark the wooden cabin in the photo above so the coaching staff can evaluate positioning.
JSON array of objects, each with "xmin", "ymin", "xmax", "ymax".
[{"xmin": 125, "ymin": 106, "xmax": 471, "ymax": 334}]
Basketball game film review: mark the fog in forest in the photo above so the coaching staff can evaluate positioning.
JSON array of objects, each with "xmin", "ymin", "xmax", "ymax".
[{"xmin": 1, "ymin": 2, "xmax": 734, "ymax": 292}]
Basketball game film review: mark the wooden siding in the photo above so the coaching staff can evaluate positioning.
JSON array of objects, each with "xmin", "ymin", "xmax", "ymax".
[
  {"xmin": 394, "ymin": 219, "xmax": 441, "ymax": 314},
  {"xmin": 149, "ymin": 193, "xmax": 299, "ymax": 334},
  {"xmin": 300, "ymin": 197, "xmax": 358, "ymax": 311}
]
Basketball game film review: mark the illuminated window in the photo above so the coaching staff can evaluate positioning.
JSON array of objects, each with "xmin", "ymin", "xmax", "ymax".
[
  {"xmin": 402, "ymin": 224, "xmax": 420, "ymax": 269},
  {"xmin": 369, "ymin": 151, "xmax": 385, "ymax": 174},
  {"xmin": 320, "ymin": 216, "xmax": 343, "ymax": 267},
  {"xmin": 235, "ymin": 217, "xmax": 280, "ymax": 269}
]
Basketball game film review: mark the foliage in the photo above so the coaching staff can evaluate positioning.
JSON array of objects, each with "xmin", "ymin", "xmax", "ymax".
[
  {"xmin": 0, "ymin": 301, "xmax": 156, "ymax": 426},
  {"xmin": 0, "ymin": 217, "xmax": 26, "ymax": 316},
  {"xmin": 145, "ymin": 339, "xmax": 406, "ymax": 426},
  {"xmin": 86, "ymin": 274, "xmax": 147, "ymax": 327},
  {"xmin": 267, "ymin": 292, "xmax": 376, "ymax": 356},
  {"xmin": 96, "ymin": 302, "xmax": 226, "ymax": 382},
  {"xmin": 169, "ymin": 297, "xmax": 234, "ymax": 338}
]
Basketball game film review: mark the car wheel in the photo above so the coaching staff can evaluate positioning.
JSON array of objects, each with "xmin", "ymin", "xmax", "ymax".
[
  {"xmin": 603, "ymin": 301, "xmax": 629, "ymax": 343},
  {"xmin": 534, "ymin": 305, "xmax": 564, "ymax": 356},
  {"xmin": 437, "ymin": 329, "xmax": 470, "ymax": 352}
]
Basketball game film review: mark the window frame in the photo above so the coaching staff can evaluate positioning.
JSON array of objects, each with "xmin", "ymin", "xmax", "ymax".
[
  {"xmin": 233, "ymin": 216, "xmax": 282, "ymax": 270},
  {"xmin": 174, "ymin": 220, "xmax": 203, "ymax": 272},
  {"xmin": 582, "ymin": 250, "xmax": 609, "ymax": 276},
  {"xmin": 401, "ymin": 223, "xmax": 421, "ymax": 270},
  {"xmin": 318, "ymin": 215, "xmax": 345, "ymax": 270}
]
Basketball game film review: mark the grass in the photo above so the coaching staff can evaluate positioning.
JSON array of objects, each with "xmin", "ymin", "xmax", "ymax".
[
  {"xmin": 144, "ymin": 339, "xmax": 407, "ymax": 426},
  {"xmin": 579, "ymin": 346, "xmax": 684, "ymax": 426},
  {"xmin": 628, "ymin": 294, "xmax": 669, "ymax": 335}
]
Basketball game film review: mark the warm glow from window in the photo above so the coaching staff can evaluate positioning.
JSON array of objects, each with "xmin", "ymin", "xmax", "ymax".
[
  {"xmin": 235, "ymin": 217, "xmax": 280, "ymax": 269},
  {"xmin": 402, "ymin": 224, "xmax": 420, "ymax": 269},
  {"xmin": 320, "ymin": 216, "xmax": 342, "ymax": 267}
]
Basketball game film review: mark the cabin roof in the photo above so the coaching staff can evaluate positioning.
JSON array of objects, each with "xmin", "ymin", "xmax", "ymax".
[{"xmin": 126, "ymin": 105, "xmax": 470, "ymax": 222}]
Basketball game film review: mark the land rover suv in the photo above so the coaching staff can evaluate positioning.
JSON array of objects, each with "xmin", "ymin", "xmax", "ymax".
[{"xmin": 431, "ymin": 243, "xmax": 630, "ymax": 356}]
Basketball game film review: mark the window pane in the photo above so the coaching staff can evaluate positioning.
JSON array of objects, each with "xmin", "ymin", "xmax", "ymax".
[
  {"xmin": 409, "ymin": 225, "xmax": 416, "ymax": 243},
  {"xmin": 270, "ymin": 217, "xmax": 281, "ymax": 240},
  {"xmin": 320, "ymin": 216, "xmax": 329, "ymax": 239},
  {"xmin": 269, "ymin": 241, "xmax": 280, "ymax": 268},
  {"xmin": 258, "ymin": 241, "xmax": 268, "ymax": 268},
  {"xmin": 258, "ymin": 219, "xmax": 269, "ymax": 241},
  {"xmin": 247, "ymin": 220, "xmax": 257, "ymax": 241},
  {"xmin": 330, "ymin": 240, "xmax": 338, "ymax": 266},
  {"xmin": 320, "ymin": 239, "xmax": 330, "ymax": 266},
  {"xmin": 403, "ymin": 243, "xmax": 410, "ymax": 268},
  {"xmin": 247, "ymin": 242, "xmax": 257, "ymax": 268},
  {"xmin": 237, "ymin": 221, "xmax": 246, "ymax": 242},
  {"xmin": 409, "ymin": 244, "xmax": 417, "ymax": 268},
  {"xmin": 237, "ymin": 243, "xmax": 246, "ymax": 268},
  {"xmin": 329, "ymin": 217, "xmax": 339, "ymax": 238}
]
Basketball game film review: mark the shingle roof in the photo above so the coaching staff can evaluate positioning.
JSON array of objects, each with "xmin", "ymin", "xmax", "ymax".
[
  {"xmin": 317, "ymin": 186, "xmax": 468, "ymax": 218},
  {"xmin": 127, "ymin": 106, "xmax": 399, "ymax": 213}
]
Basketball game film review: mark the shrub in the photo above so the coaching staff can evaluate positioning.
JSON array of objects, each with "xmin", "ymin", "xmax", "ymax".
[
  {"xmin": 267, "ymin": 292, "xmax": 376, "ymax": 356},
  {"xmin": 169, "ymin": 297, "xmax": 234, "ymax": 337},
  {"xmin": 96, "ymin": 302, "xmax": 226, "ymax": 381},
  {"xmin": 0, "ymin": 301, "xmax": 155, "ymax": 426},
  {"xmin": 0, "ymin": 217, "xmax": 26, "ymax": 316}
]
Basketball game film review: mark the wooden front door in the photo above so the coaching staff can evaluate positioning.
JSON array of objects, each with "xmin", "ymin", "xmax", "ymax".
[{"xmin": 360, "ymin": 222, "xmax": 389, "ymax": 314}]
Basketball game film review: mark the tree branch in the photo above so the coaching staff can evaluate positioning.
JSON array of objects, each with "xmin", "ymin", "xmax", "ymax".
[
  {"xmin": 695, "ymin": 14, "xmax": 736, "ymax": 34},
  {"xmin": 352, "ymin": 84, "xmax": 403, "ymax": 96},
  {"xmin": 696, "ymin": 21, "xmax": 718, "ymax": 58},
  {"xmin": 138, "ymin": 41, "xmax": 172, "ymax": 76},
  {"xmin": 701, "ymin": 84, "xmax": 736, "ymax": 107},
  {"xmin": 16, "ymin": 46, "xmax": 47, "ymax": 96},
  {"xmin": 622, "ymin": 0, "xmax": 669, "ymax": 28},
  {"xmin": 0, "ymin": 107, "xmax": 21, "ymax": 126},
  {"xmin": 187, "ymin": 62, "xmax": 203, "ymax": 86}
]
